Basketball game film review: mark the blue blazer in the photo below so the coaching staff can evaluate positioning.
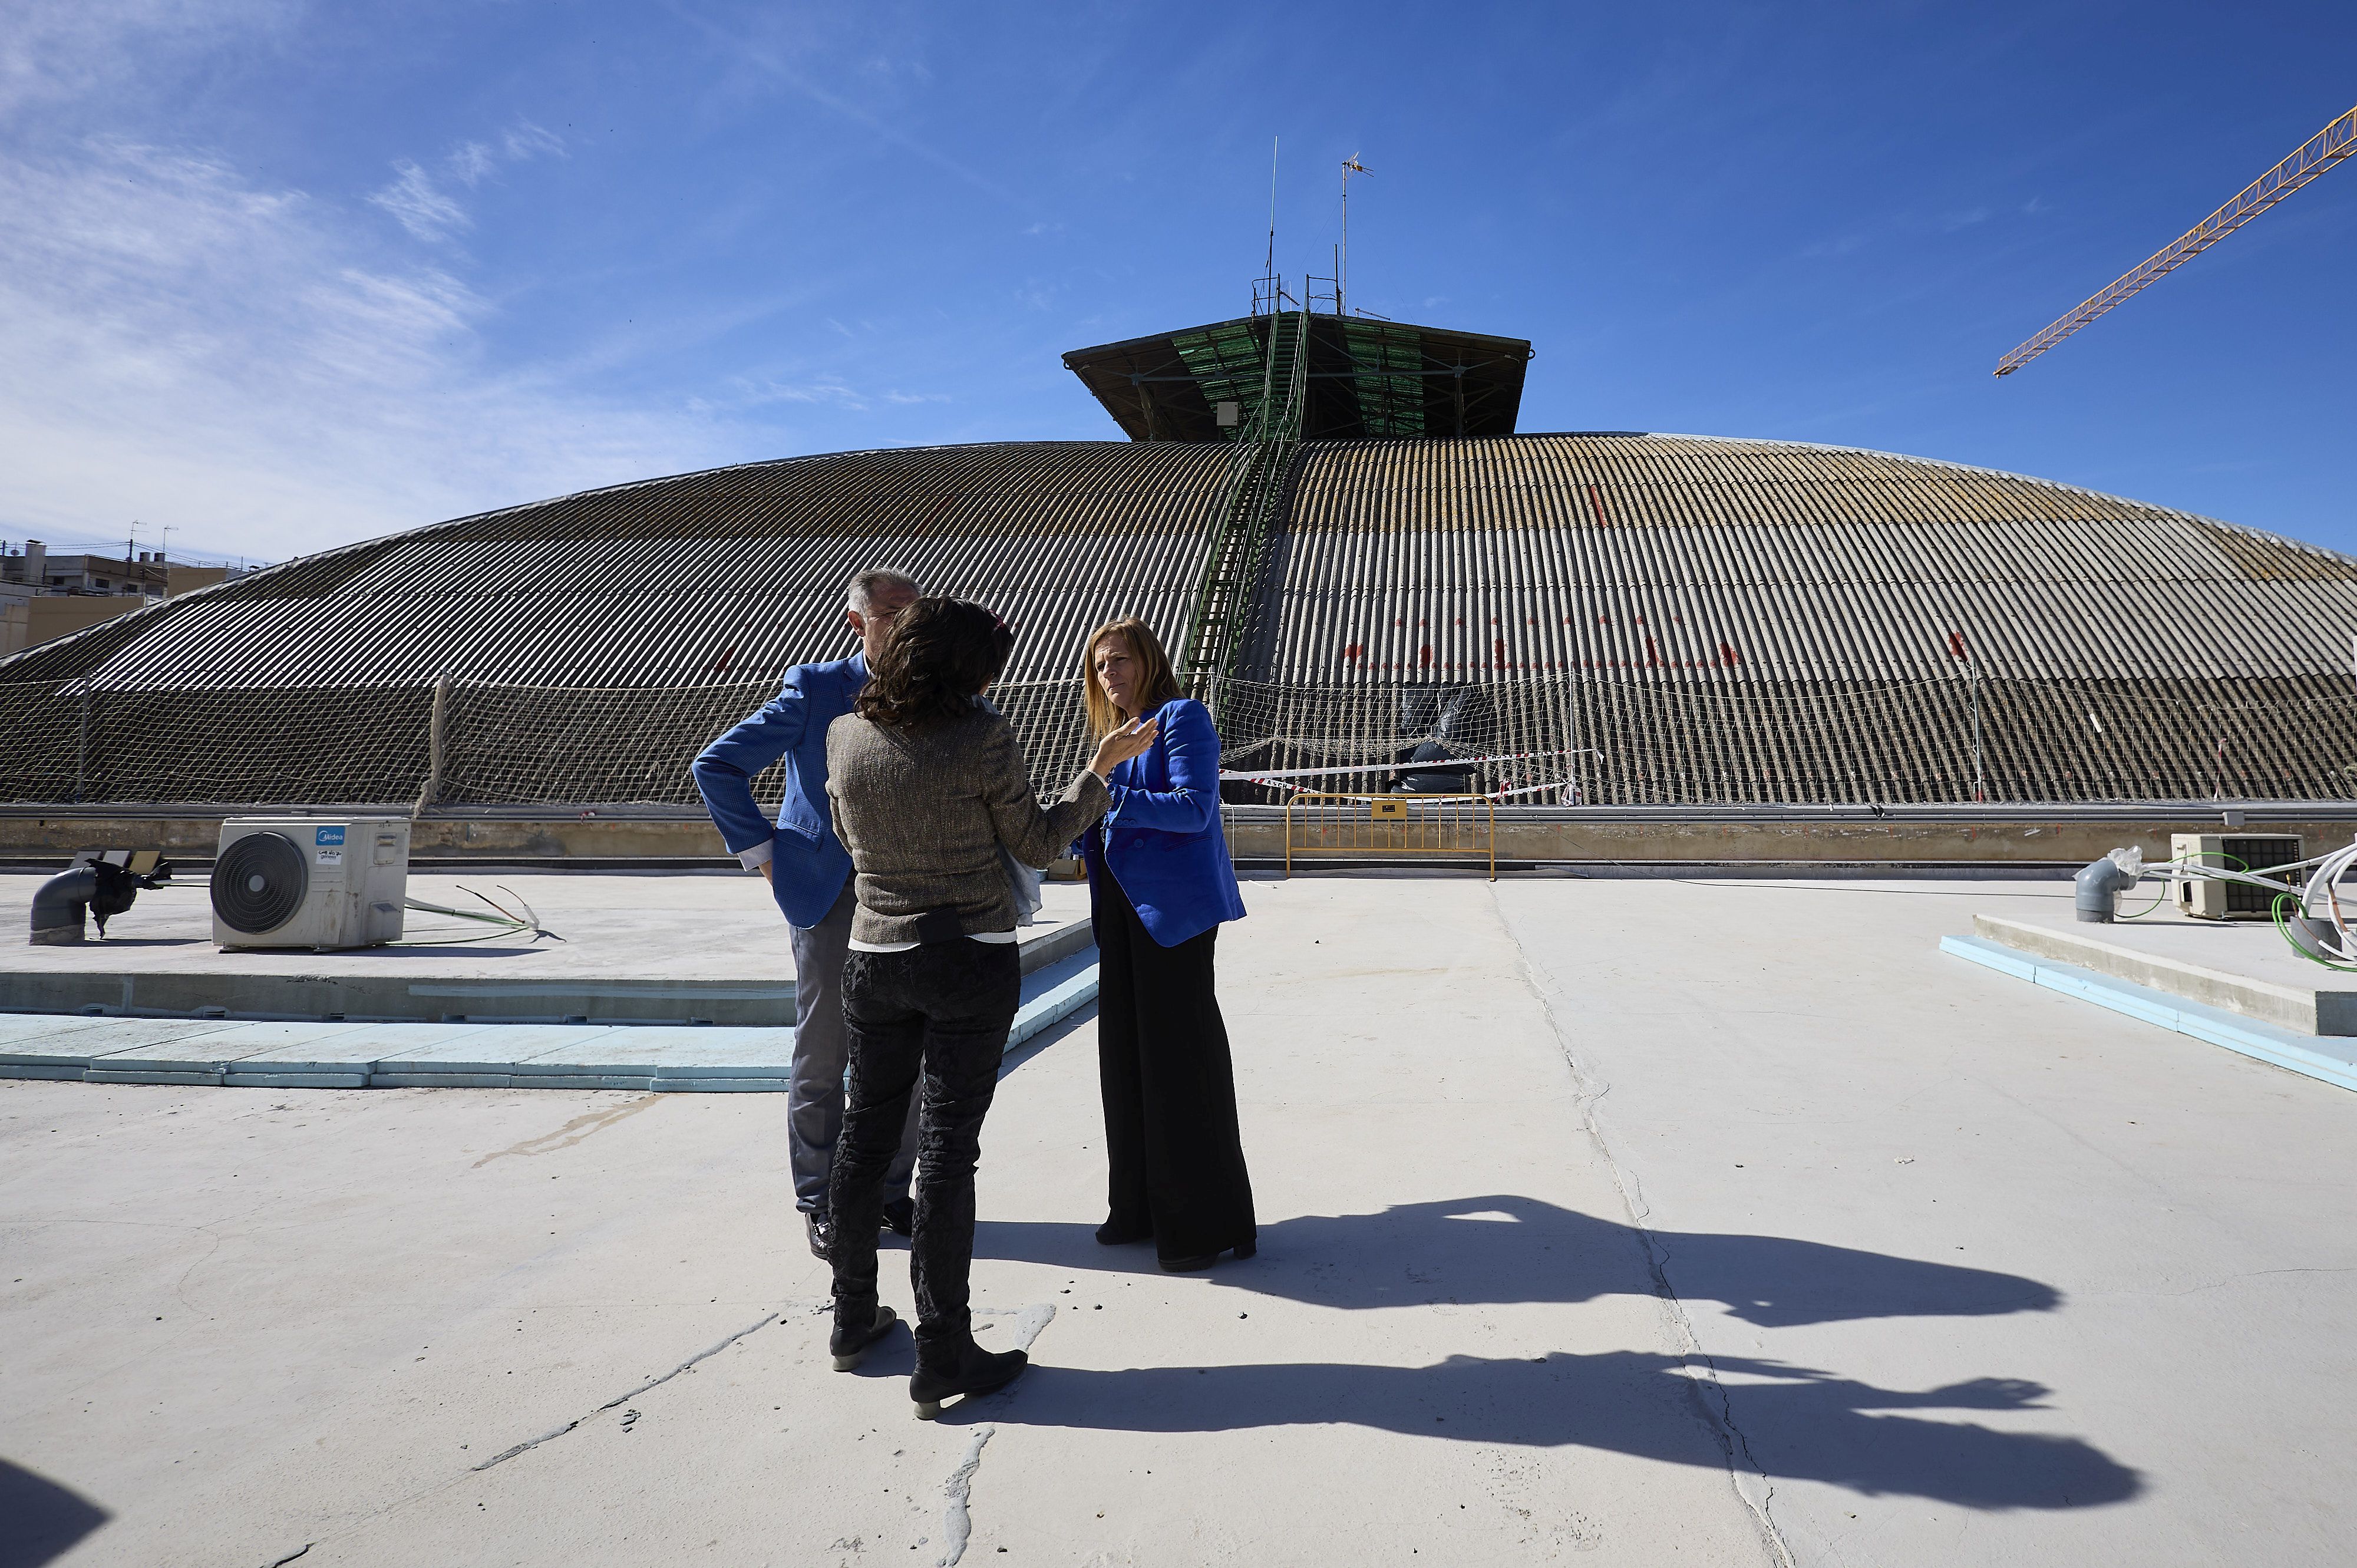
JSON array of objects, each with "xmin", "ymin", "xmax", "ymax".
[
  {"xmin": 691, "ymin": 653, "xmax": 866, "ymax": 928},
  {"xmin": 1082, "ymin": 696, "xmax": 1246, "ymax": 948}
]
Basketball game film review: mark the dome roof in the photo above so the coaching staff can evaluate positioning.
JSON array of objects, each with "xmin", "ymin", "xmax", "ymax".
[
  {"xmin": 1265, "ymin": 433, "xmax": 2357, "ymax": 684},
  {"xmin": 6, "ymin": 432, "xmax": 2355, "ymax": 807}
]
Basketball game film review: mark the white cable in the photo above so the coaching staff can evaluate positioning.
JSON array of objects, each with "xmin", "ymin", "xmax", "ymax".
[
  {"xmin": 1217, "ymin": 747, "xmax": 1592, "ymax": 783},
  {"xmin": 2297, "ymin": 837, "xmax": 2357, "ymax": 962}
]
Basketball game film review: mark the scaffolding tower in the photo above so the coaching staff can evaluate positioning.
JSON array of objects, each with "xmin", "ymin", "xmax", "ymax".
[{"xmin": 1177, "ymin": 308, "xmax": 1309, "ymax": 708}]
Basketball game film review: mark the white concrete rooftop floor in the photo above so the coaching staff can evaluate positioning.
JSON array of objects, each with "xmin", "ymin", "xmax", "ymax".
[{"xmin": 4, "ymin": 874, "xmax": 2354, "ymax": 1566}]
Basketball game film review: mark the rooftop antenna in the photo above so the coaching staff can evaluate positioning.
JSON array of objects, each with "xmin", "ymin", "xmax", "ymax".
[
  {"xmin": 1339, "ymin": 155, "xmax": 1370, "ymax": 316},
  {"xmin": 1266, "ymin": 137, "xmax": 1279, "ymax": 279},
  {"xmin": 1253, "ymin": 137, "xmax": 1283, "ymax": 315}
]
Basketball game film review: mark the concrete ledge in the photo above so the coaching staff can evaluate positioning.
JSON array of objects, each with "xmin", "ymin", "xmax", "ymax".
[
  {"xmin": 1224, "ymin": 806, "xmax": 2357, "ymax": 870},
  {"xmin": 1941, "ymin": 933, "xmax": 2357, "ymax": 1094},
  {"xmin": 2, "ymin": 915, "xmax": 1094, "ymax": 1026},
  {"xmin": 1972, "ymin": 915, "xmax": 2357, "ymax": 1035},
  {"xmin": 0, "ymin": 957, "xmax": 1101, "ymax": 1092}
]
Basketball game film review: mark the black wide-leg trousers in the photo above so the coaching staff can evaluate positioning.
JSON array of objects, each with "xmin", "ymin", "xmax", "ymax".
[
  {"xmin": 1095, "ymin": 875, "xmax": 1256, "ymax": 1263},
  {"xmin": 829, "ymin": 940, "xmax": 1020, "ymax": 1370}
]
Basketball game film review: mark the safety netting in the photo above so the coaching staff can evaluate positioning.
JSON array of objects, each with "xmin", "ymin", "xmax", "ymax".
[
  {"xmin": 1212, "ymin": 674, "xmax": 2357, "ymax": 804},
  {"xmin": 5, "ymin": 671, "xmax": 2355, "ymax": 808}
]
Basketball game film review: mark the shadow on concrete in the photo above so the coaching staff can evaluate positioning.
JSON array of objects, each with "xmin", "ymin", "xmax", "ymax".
[
  {"xmin": 997, "ymin": 1002, "xmax": 1097, "ymax": 1080},
  {"xmin": 968, "ymin": 1351, "xmax": 2141, "ymax": 1510},
  {"xmin": 0, "ymin": 1459, "xmax": 108, "ymax": 1567},
  {"xmin": 978, "ymin": 1193, "xmax": 2059, "ymax": 1327}
]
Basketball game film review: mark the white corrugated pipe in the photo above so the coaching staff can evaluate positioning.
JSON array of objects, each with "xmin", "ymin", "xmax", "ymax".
[{"xmin": 2074, "ymin": 846, "xmax": 2144, "ymax": 923}]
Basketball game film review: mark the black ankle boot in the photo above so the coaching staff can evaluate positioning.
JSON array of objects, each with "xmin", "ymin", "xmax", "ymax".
[
  {"xmin": 830, "ymin": 1302, "xmax": 900, "ymax": 1371},
  {"xmin": 909, "ymin": 1341, "xmax": 1028, "ymax": 1420},
  {"xmin": 1158, "ymin": 1237, "xmax": 1256, "ymax": 1273},
  {"xmin": 1095, "ymin": 1217, "xmax": 1151, "ymax": 1246}
]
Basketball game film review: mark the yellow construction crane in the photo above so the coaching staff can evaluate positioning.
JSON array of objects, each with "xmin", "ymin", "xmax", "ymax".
[{"xmin": 1995, "ymin": 103, "xmax": 2356, "ymax": 376}]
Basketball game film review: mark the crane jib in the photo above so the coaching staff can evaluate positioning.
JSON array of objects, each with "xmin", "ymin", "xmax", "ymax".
[{"xmin": 1994, "ymin": 103, "xmax": 2356, "ymax": 377}]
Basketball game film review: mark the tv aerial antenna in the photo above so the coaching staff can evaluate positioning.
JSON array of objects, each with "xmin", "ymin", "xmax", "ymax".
[{"xmin": 1338, "ymin": 154, "xmax": 1371, "ymax": 316}]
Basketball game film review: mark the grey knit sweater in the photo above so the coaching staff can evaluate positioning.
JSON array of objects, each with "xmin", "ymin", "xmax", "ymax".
[{"xmin": 825, "ymin": 705, "xmax": 1111, "ymax": 945}]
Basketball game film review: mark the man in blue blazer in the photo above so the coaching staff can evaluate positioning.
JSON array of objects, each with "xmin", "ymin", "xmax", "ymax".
[{"xmin": 694, "ymin": 567, "xmax": 922, "ymax": 1259}]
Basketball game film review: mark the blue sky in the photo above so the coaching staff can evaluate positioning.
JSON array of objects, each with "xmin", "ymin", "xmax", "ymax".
[{"xmin": 3, "ymin": 1, "xmax": 2353, "ymax": 567}]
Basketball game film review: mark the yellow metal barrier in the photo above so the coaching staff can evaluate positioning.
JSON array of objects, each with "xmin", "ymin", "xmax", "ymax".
[{"xmin": 1281, "ymin": 793, "xmax": 1496, "ymax": 880}]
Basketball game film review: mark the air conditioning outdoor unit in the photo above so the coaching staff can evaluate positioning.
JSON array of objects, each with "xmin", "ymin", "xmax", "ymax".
[
  {"xmin": 2171, "ymin": 832, "xmax": 2302, "ymax": 922},
  {"xmin": 211, "ymin": 816, "xmax": 410, "ymax": 950}
]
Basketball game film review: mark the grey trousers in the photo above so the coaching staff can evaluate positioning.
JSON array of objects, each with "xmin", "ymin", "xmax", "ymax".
[{"xmin": 788, "ymin": 881, "xmax": 919, "ymax": 1214}]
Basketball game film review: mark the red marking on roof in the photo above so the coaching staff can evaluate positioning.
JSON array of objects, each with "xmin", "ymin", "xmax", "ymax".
[
  {"xmin": 1587, "ymin": 483, "xmax": 1609, "ymax": 527},
  {"xmin": 1718, "ymin": 641, "xmax": 1741, "ymax": 666},
  {"xmin": 1947, "ymin": 630, "xmax": 1969, "ymax": 659}
]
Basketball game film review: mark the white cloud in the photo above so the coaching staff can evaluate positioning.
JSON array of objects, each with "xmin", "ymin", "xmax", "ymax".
[
  {"xmin": 371, "ymin": 120, "xmax": 565, "ymax": 239},
  {"xmin": 0, "ymin": 137, "xmax": 735, "ymax": 560},
  {"xmin": 368, "ymin": 159, "xmax": 470, "ymax": 242},
  {"xmin": 448, "ymin": 141, "xmax": 499, "ymax": 188},
  {"xmin": 0, "ymin": 0, "xmax": 296, "ymax": 120},
  {"xmin": 501, "ymin": 118, "xmax": 565, "ymax": 163},
  {"xmin": 770, "ymin": 381, "xmax": 866, "ymax": 408}
]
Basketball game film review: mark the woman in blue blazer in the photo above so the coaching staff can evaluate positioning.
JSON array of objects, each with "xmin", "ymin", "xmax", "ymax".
[{"xmin": 1078, "ymin": 616, "xmax": 1255, "ymax": 1272}]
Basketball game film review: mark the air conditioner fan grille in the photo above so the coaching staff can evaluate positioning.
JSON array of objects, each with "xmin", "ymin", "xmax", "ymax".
[{"xmin": 210, "ymin": 831, "xmax": 308, "ymax": 934}]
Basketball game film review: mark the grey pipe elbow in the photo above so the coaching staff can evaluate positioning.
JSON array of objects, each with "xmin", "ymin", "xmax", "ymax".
[
  {"xmin": 2074, "ymin": 855, "xmax": 2138, "ymax": 924},
  {"xmin": 29, "ymin": 865, "xmax": 97, "ymax": 945}
]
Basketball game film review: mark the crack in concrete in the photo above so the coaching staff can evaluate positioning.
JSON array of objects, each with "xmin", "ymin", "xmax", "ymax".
[
  {"xmin": 936, "ymin": 1424, "xmax": 994, "ymax": 1567},
  {"xmin": 472, "ymin": 1094, "xmax": 663, "ymax": 1167},
  {"xmin": 919, "ymin": 1305, "xmax": 1051, "ymax": 1564},
  {"xmin": 1490, "ymin": 885, "xmax": 1797, "ymax": 1568},
  {"xmin": 2095, "ymin": 1265, "xmax": 2357, "ymax": 1299},
  {"xmin": 261, "ymin": 1545, "xmax": 312, "ymax": 1567},
  {"xmin": 472, "ymin": 1310, "xmax": 778, "ymax": 1471},
  {"xmin": 250, "ymin": 1305, "xmax": 827, "ymax": 1563}
]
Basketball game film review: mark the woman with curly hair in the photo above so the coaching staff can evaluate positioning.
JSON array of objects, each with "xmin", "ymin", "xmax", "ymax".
[{"xmin": 822, "ymin": 596, "xmax": 1155, "ymax": 1418}]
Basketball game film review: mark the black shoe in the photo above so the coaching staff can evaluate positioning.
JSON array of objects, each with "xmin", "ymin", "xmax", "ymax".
[
  {"xmin": 830, "ymin": 1302, "xmax": 900, "ymax": 1371},
  {"xmin": 1158, "ymin": 1239, "xmax": 1255, "ymax": 1273},
  {"xmin": 882, "ymin": 1197, "xmax": 916, "ymax": 1239},
  {"xmin": 1095, "ymin": 1218, "xmax": 1151, "ymax": 1246},
  {"xmin": 805, "ymin": 1211, "xmax": 834, "ymax": 1260},
  {"xmin": 909, "ymin": 1342, "xmax": 1029, "ymax": 1420}
]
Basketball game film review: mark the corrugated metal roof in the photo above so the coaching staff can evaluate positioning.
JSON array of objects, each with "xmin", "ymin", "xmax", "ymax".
[
  {"xmin": 1262, "ymin": 434, "xmax": 2357, "ymax": 684},
  {"xmin": 11, "ymin": 443, "xmax": 1228, "ymax": 692},
  {"xmin": 9, "ymin": 430, "xmax": 2357, "ymax": 807}
]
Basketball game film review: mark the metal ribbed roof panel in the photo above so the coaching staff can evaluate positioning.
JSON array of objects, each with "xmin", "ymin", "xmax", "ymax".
[
  {"xmin": 1261, "ymin": 434, "xmax": 2357, "ymax": 684},
  {"xmin": 41, "ymin": 443, "xmax": 1228, "ymax": 692}
]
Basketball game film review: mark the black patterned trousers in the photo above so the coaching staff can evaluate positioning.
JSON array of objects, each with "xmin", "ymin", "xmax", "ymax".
[{"xmin": 828, "ymin": 939, "xmax": 1021, "ymax": 1369}]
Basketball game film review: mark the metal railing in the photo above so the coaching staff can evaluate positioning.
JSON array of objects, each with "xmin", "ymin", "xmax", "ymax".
[{"xmin": 1281, "ymin": 792, "xmax": 1496, "ymax": 880}]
